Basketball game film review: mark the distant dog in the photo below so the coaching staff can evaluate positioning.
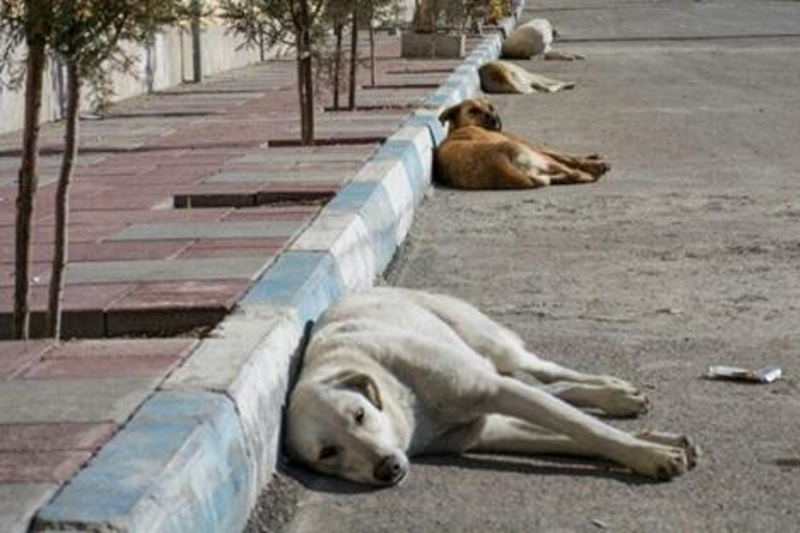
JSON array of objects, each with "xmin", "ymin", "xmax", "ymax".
[
  {"xmin": 479, "ymin": 60, "xmax": 575, "ymax": 94},
  {"xmin": 286, "ymin": 287, "xmax": 699, "ymax": 486},
  {"xmin": 435, "ymin": 97, "xmax": 609, "ymax": 189},
  {"xmin": 502, "ymin": 18, "xmax": 585, "ymax": 61}
]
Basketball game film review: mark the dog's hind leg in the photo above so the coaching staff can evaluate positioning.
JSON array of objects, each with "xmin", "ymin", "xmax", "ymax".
[
  {"xmin": 484, "ymin": 377, "xmax": 695, "ymax": 480},
  {"xmin": 544, "ymin": 49, "xmax": 586, "ymax": 61},
  {"xmin": 541, "ymin": 381, "xmax": 649, "ymax": 417},
  {"xmin": 468, "ymin": 416, "xmax": 699, "ymax": 470},
  {"xmin": 406, "ymin": 291, "xmax": 635, "ymax": 389},
  {"xmin": 502, "ymin": 133, "xmax": 610, "ymax": 179}
]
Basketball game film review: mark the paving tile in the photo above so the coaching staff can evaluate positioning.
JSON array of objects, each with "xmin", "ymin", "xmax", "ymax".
[
  {"xmin": 0, "ymin": 450, "xmax": 91, "ymax": 482},
  {"xmin": 106, "ymin": 220, "xmax": 305, "ymax": 241},
  {"xmin": 0, "ymin": 342, "xmax": 53, "ymax": 379},
  {"xmin": 23, "ymin": 354, "xmax": 182, "ymax": 379},
  {"xmin": 205, "ymin": 169, "xmax": 353, "ymax": 183},
  {"xmin": 47, "ymin": 339, "xmax": 196, "ymax": 359},
  {"xmin": 0, "ymin": 482, "xmax": 58, "ymax": 533},
  {"xmin": 0, "ymin": 378, "xmax": 164, "ymax": 424},
  {"xmin": 177, "ymin": 242, "xmax": 282, "ymax": 259},
  {"xmin": 0, "ymin": 422, "xmax": 116, "ymax": 451},
  {"xmin": 222, "ymin": 205, "xmax": 319, "ymax": 221},
  {"xmin": 64, "ymin": 257, "xmax": 268, "ymax": 284},
  {"xmin": 69, "ymin": 208, "xmax": 231, "ymax": 225},
  {"xmin": 107, "ymin": 280, "xmax": 249, "ymax": 311},
  {"xmin": 63, "ymin": 241, "xmax": 191, "ymax": 262}
]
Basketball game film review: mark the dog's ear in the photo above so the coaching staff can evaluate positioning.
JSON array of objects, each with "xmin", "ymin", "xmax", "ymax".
[
  {"xmin": 334, "ymin": 371, "xmax": 383, "ymax": 410},
  {"xmin": 438, "ymin": 104, "xmax": 460, "ymax": 125}
]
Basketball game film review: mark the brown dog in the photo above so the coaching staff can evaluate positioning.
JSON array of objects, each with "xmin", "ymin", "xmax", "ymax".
[{"xmin": 434, "ymin": 98, "xmax": 609, "ymax": 189}]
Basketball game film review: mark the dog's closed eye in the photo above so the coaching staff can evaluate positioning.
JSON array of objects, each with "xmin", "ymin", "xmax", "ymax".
[{"xmin": 319, "ymin": 446, "xmax": 339, "ymax": 461}]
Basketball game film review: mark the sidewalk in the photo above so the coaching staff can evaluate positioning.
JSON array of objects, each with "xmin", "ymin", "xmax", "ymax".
[{"xmin": 0, "ymin": 30, "xmax": 506, "ymax": 531}]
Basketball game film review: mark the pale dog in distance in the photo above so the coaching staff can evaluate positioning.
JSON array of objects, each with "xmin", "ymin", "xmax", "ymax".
[
  {"xmin": 479, "ymin": 60, "xmax": 575, "ymax": 94},
  {"xmin": 502, "ymin": 18, "xmax": 586, "ymax": 61},
  {"xmin": 286, "ymin": 288, "xmax": 699, "ymax": 486}
]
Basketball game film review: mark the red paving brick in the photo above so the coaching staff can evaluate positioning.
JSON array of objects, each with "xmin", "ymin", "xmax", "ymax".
[
  {"xmin": 107, "ymin": 280, "xmax": 249, "ymax": 311},
  {"xmin": 0, "ymin": 422, "xmax": 116, "ymax": 451},
  {"xmin": 0, "ymin": 31, "xmax": 458, "ymax": 340},
  {"xmin": 0, "ymin": 450, "xmax": 92, "ymax": 482},
  {"xmin": 0, "ymin": 341, "xmax": 52, "ymax": 378},
  {"xmin": 23, "ymin": 354, "xmax": 182, "ymax": 379}
]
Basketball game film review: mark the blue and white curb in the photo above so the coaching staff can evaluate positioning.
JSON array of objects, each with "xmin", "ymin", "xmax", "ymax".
[
  {"xmin": 424, "ymin": 35, "xmax": 502, "ymax": 108},
  {"xmin": 34, "ymin": 30, "xmax": 505, "ymax": 533}
]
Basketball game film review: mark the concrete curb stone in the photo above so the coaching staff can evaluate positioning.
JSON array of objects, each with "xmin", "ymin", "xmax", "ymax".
[{"xmin": 34, "ymin": 29, "xmax": 507, "ymax": 533}]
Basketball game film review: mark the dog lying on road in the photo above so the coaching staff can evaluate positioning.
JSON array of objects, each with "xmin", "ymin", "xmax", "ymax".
[
  {"xmin": 286, "ymin": 287, "xmax": 699, "ymax": 486},
  {"xmin": 502, "ymin": 18, "xmax": 585, "ymax": 61},
  {"xmin": 435, "ymin": 97, "xmax": 609, "ymax": 189},
  {"xmin": 479, "ymin": 60, "xmax": 575, "ymax": 94}
]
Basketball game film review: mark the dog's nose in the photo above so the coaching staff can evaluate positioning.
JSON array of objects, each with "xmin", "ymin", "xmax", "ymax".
[
  {"xmin": 373, "ymin": 455, "xmax": 408, "ymax": 485},
  {"xmin": 489, "ymin": 114, "xmax": 502, "ymax": 131}
]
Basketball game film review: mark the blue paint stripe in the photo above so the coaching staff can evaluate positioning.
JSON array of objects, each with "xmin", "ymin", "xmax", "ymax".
[
  {"xmin": 239, "ymin": 250, "xmax": 343, "ymax": 328},
  {"xmin": 370, "ymin": 139, "xmax": 426, "ymax": 203},
  {"xmin": 38, "ymin": 391, "xmax": 250, "ymax": 533},
  {"xmin": 330, "ymin": 183, "xmax": 400, "ymax": 272}
]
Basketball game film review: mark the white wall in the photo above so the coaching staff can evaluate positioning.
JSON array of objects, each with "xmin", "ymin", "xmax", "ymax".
[{"xmin": 0, "ymin": 22, "xmax": 261, "ymax": 135}]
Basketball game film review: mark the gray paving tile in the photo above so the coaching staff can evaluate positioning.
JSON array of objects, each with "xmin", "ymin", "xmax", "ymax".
[
  {"xmin": 233, "ymin": 152, "xmax": 370, "ymax": 164},
  {"xmin": 0, "ymin": 482, "xmax": 58, "ymax": 533},
  {"xmin": 107, "ymin": 220, "xmax": 305, "ymax": 241},
  {"xmin": 205, "ymin": 170, "xmax": 352, "ymax": 183},
  {"xmin": 0, "ymin": 378, "xmax": 160, "ymax": 424},
  {"xmin": 64, "ymin": 257, "xmax": 268, "ymax": 284}
]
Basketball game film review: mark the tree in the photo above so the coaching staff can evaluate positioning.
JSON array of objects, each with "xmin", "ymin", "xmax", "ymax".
[
  {"xmin": 43, "ymin": 0, "xmax": 189, "ymax": 339},
  {"xmin": 1, "ymin": 0, "xmax": 51, "ymax": 340},
  {"xmin": 2, "ymin": 1, "xmax": 190, "ymax": 340},
  {"xmin": 220, "ymin": 0, "xmax": 328, "ymax": 145}
]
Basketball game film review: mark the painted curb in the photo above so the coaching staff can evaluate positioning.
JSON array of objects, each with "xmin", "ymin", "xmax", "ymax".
[{"xmin": 34, "ymin": 32, "xmax": 506, "ymax": 533}]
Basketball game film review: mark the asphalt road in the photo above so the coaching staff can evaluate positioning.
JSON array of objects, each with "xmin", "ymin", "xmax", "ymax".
[{"xmin": 249, "ymin": 1, "xmax": 800, "ymax": 531}]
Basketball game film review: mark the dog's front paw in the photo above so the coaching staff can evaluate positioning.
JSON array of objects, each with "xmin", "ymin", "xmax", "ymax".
[
  {"xmin": 635, "ymin": 430, "xmax": 701, "ymax": 470},
  {"xmin": 629, "ymin": 444, "xmax": 692, "ymax": 481}
]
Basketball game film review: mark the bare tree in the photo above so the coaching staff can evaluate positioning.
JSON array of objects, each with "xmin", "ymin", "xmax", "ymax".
[
  {"xmin": 1, "ymin": 0, "xmax": 51, "ymax": 340},
  {"xmin": 221, "ymin": 0, "xmax": 328, "ymax": 145},
  {"xmin": 43, "ymin": 1, "xmax": 189, "ymax": 339}
]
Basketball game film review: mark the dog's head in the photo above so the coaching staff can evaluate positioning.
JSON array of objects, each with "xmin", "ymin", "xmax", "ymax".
[
  {"xmin": 286, "ymin": 370, "xmax": 410, "ymax": 487},
  {"xmin": 439, "ymin": 97, "xmax": 502, "ymax": 132}
]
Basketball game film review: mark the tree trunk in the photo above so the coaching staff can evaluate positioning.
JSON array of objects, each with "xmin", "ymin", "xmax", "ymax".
[
  {"xmin": 413, "ymin": 0, "xmax": 437, "ymax": 33},
  {"xmin": 333, "ymin": 23, "xmax": 343, "ymax": 110},
  {"xmin": 13, "ymin": 40, "xmax": 47, "ymax": 339},
  {"xmin": 47, "ymin": 61, "xmax": 81, "ymax": 340},
  {"xmin": 348, "ymin": 7, "xmax": 358, "ymax": 110},
  {"xmin": 296, "ymin": 0, "xmax": 314, "ymax": 145},
  {"xmin": 368, "ymin": 3, "xmax": 376, "ymax": 88}
]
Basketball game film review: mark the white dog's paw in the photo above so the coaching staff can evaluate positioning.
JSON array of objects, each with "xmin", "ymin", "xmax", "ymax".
[
  {"xmin": 628, "ymin": 443, "xmax": 692, "ymax": 481},
  {"xmin": 599, "ymin": 387, "xmax": 650, "ymax": 417},
  {"xmin": 635, "ymin": 430, "xmax": 700, "ymax": 470}
]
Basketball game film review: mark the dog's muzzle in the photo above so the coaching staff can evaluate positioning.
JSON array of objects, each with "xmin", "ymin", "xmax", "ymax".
[
  {"xmin": 373, "ymin": 454, "xmax": 409, "ymax": 485},
  {"xmin": 488, "ymin": 114, "xmax": 502, "ymax": 131}
]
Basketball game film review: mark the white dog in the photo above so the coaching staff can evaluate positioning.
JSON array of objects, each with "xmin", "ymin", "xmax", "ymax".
[
  {"xmin": 502, "ymin": 18, "xmax": 585, "ymax": 61},
  {"xmin": 286, "ymin": 288, "xmax": 698, "ymax": 486}
]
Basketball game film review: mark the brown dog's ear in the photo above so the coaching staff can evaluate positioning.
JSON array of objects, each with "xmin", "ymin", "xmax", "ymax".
[
  {"xmin": 332, "ymin": 371, "xmax": 383, "ymax": 410},
  {"xmin": 438, "ymin": 104, "xmax": 460, "ymax": 125}
]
